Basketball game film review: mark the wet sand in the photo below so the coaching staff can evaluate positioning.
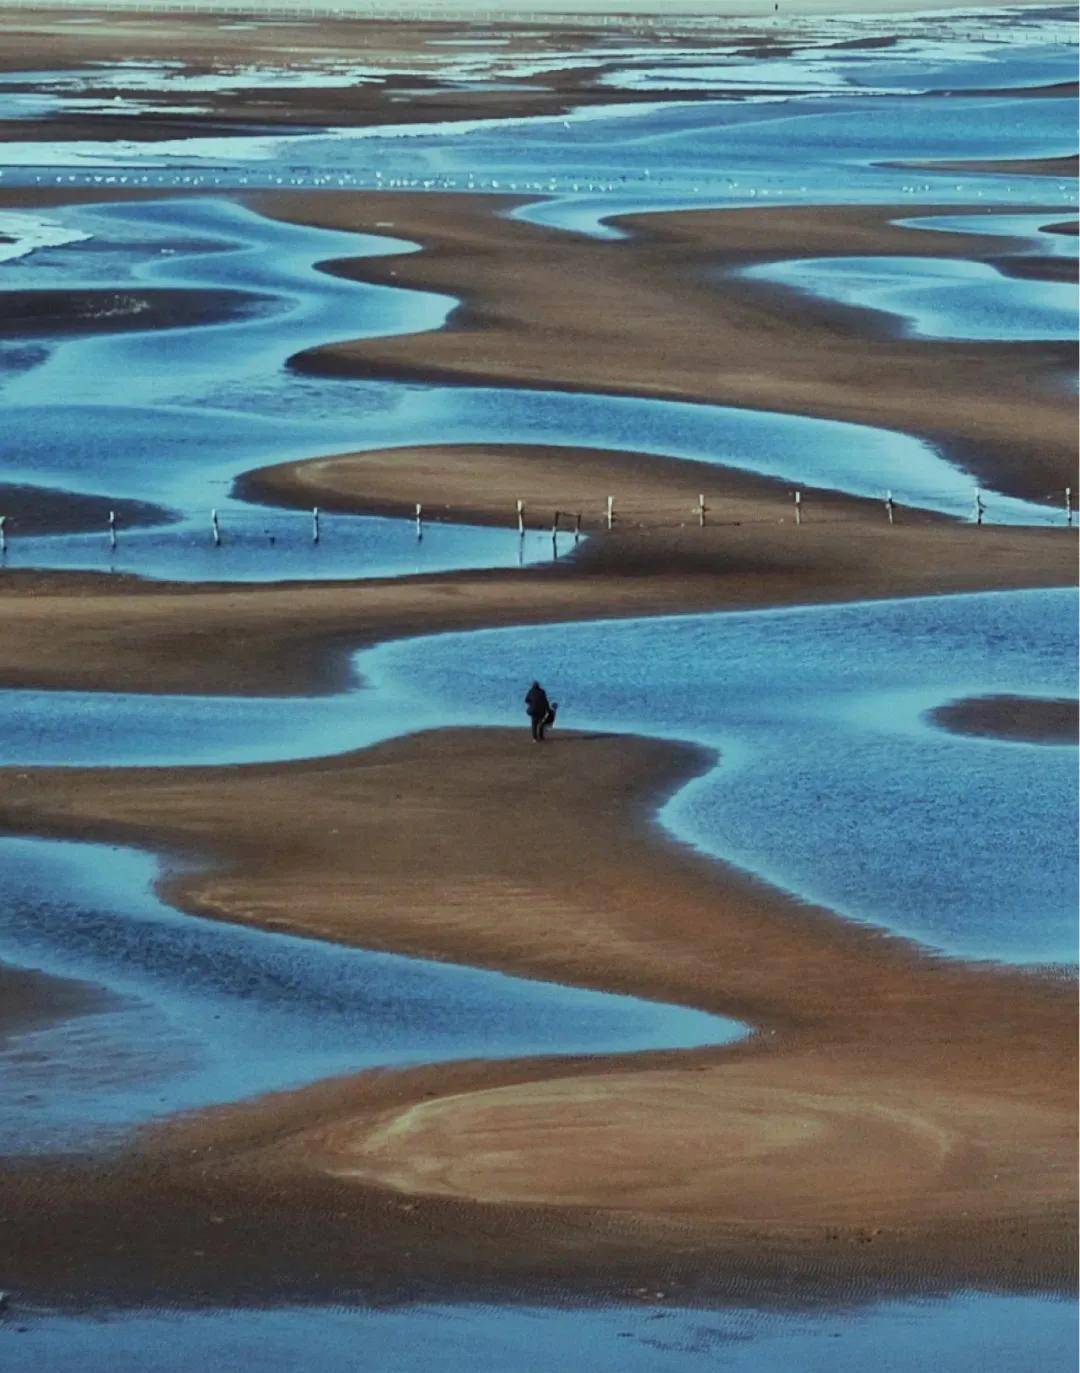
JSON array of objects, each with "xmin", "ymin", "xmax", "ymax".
[
  {"xmin": 4, "ymin": 3, "xmax": 1059, "ymax": 148},
  {"xmin": 0, "ymin": 182, "xmax": 1073, "ymax": 503},
  {"xmin": 250, "ymin": 192, "xmax": 1077, "ymax": 503},
  {"xmin": 0, "ymin": 483, "xmax": 171, "ymax": 536},
  {"xmin": 930, "ymin": 694, "xmax": 1079, "ymax": 745},
  {"xmin": 2, "ymin": 285, "xmax": 265, "ymax": 336},
  {"xmin": 0, "ymin": 6, "xmax": 807, "ymax": 139},
  {"xmin": 0, "ymin": 962, "xmax": 118, "ymax": 1043},
  {"xmin": 922, "ymin": 153, "xmax": 1078, "ymax": 178},
  {"xmin": 236, "ymin": 437, "xmax": 911, "ymax": 527},
  {"xmin": 0, "ymin": 728, "xmax": 1074, "ymax": 1305}
]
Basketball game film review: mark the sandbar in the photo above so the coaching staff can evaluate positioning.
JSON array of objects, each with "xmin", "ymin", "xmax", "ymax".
[{"xmin": 929, "ymin": 694, "xmax": 1079, "ymax": 745}]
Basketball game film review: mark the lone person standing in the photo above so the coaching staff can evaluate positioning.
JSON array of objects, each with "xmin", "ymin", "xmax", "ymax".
[{"xmin": 524, "ymin": 680, "xmax": 552, "ymax": 743}]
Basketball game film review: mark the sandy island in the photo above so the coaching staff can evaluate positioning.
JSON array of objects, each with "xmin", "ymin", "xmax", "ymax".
[{"xmin": 930, "ymin": 694, "xmax": 1079, "ymax": 745}]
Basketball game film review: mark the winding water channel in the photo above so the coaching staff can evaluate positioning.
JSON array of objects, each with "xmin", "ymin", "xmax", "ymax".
[{"xmin": 0, "ymin": 8, "xmax": 1076, "ymax": 1365}]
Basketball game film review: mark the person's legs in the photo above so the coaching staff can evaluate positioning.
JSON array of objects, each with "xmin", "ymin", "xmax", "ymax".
[{"xmin": 530, "ymin": 715, "xmax": 542, "ymax": 741}]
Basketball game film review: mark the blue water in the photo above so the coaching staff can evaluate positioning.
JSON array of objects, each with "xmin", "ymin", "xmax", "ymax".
[
  {"xmin": 5, "ymin": 1291, "xmax": 1076, "ymax": 1373},
  {"xmin": 741, "ymin": 250, "xmax": 1079, "ymax": 341},
  {"xmin": 3, "ymin": 509, "xmax": 555, "ymax": 583},
  {"xmin": 2, "ymin": 589, "xmax": 1074, "ymax": 965},
  {"xmin": 901, "ymin": 210, "xmax": 1080, "ymax": 256},
  {"xmin": 0, "ymin": 836, "xmax": 738, "ymax": 1153}
]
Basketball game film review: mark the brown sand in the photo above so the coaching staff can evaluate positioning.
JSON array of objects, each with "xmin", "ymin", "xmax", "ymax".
[
  {"xmin": 929, "ymin": 694, "xmax": 1080, "ymax": 745},
  {"xmin": 0, "ymin": 729, "xmax": 1074, "ymax": 1304},
  {"xmin": 250, "ymin": 192, "xmax": 1077, "ymax": 503},
  {"xmin": 236, "ymin": 438, "xmax": 907, "ymax": 527}
]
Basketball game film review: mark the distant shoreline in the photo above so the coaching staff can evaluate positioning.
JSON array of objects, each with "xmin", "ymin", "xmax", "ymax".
[{"xmin": 0, "ymin": 0, "xmax": 1063, "ymax": 18}]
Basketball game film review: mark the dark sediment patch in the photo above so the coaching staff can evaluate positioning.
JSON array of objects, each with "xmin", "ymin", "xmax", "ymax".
[
  {"xmin": 1, "ymin": 286, "xmax": 273, "ymax": 337},
  {"xmin": 0, "ymin": 961, "xmax": 119, "ymax": 1044},
  {"xmin": 826, "ymin": 35, "xmax": 899, "ymax": 51},
  {"xmin": 0, "ymin": 483, "xmax": 174, "ymax": 536},
  {"xmin": 929, "ymin": 80, "xmax": 1078, "ymax": 99},
  {"xmin": 906, "ymin": 152, "xmax": 1078, "ymax": 178},
  {"xmin": 1041, "ymin": 219, "xmax": 1079, "ymax": 237},
  {"xmin": 987, "ymin": 252, "xmax": 1079, "ymax": 284},
  {"xmin": 929, "ymin": 695, "xmax": 1079, "ymax": 745},
  {"xmin": 0, "ymin": 114, "xmax": 295, "ymax": 144}
]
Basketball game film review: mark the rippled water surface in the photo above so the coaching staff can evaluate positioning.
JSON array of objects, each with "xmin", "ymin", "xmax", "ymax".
[
  {"xmin": 0, "ymin": 5, "xmax": 1076, "ymax": 582},
  {"xmin": 362, "ymin": 589, "xmax": 1079, "ymax": 965},
  {"xmin": 6, "ymin": 1291, "xmax": 1076, "ymax": 1373}
]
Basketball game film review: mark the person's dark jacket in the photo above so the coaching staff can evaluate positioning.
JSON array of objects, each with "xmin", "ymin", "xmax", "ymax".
[{"xmin": 525, "ymin": 683, "xmax": 550, "ymax": 720}]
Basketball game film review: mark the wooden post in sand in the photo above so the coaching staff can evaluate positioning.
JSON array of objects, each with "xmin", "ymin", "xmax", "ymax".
[
  {"xmin": 415, "ymin": 503, "xmax": 423, "ymax": 540},
  {"xmin": 794, "ymin": 490, "xmax": 802, "ymax": 526},
  {"xmin": 973, "ymin": 490, "xmax": 985, "ymax": 526},
  {"xmin": 1067, "ymin": 487, "xmax": 1073, "ymax": 527},
  {"xmin": 552, "ymin": 510, "xmax": 560, "ymax": 549},
  {"xmin": 574, "ymin": 512, "xmax": 582, "ymax": 542},
  {"xmin": 885, "ymin": 490, "xmax": 895, "ymax": 526},
  {"xmin": 108, "ymin": 510, "xmax": 117, "ymax": 550},
  {"xmin": 211, "ymin": 508, "xmax": 221, "ymax": 546},
  {"xmin": 697, "ymin": 493, "xmax": 707, "ymax": 528},
  {"xmin": 516, "ymin": 499, "xmax": 525, "ymax": 536},
  {"xmin": 606, "ymin": 495, "xmax": 614, "ymax": 530},
  {"xmin": 312, "ymin": 507, "xmax": 320, "ymax": 544}
]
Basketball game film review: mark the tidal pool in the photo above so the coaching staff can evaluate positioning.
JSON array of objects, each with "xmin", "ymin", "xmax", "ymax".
[
  {"xmin": 2, "ymin": 508, "xmax": 553, "ymax": 583},
  {"xmin": 0, "ymin": 196, "xmax": 1055, "ymax": 543}
]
